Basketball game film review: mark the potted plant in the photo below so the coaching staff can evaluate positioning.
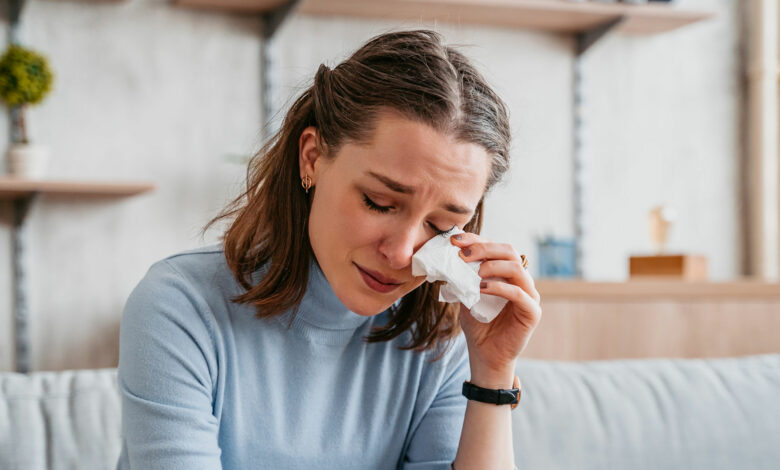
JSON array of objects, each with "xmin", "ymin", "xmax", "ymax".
[{"xmin": 0, "ymin": 44, "xmax": 54, "ymax": 178}]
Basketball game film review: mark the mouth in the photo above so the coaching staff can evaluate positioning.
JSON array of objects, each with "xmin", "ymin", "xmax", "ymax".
[{"xmin": 354, "ymin": 263, "xmax": 404, "ymax": 294}]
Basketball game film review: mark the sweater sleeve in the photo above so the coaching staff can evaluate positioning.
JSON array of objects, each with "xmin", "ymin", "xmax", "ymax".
[
  {"xmin": 401, "ymin": 335, "xmax": 470, "ymax": 470},
  {"xmin": 117, "ymin": 260, "xmax": 222, "ymax": 469}
]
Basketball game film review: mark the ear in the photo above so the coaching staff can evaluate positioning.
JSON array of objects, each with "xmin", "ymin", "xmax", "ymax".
[{"xmin": 298, "ymin": 126, "xmax": 324, "ymax": 182}]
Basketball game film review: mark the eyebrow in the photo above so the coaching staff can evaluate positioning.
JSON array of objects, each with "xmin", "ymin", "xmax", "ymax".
[{"xmin": 366, "ymin": 171, "xmax": 473, "ymax": 215}]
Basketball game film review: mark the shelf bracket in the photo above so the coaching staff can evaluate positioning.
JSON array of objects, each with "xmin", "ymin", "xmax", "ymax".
[
  {"xmin": 12, "ymin": 194, "xmax": 35, "ymax": 373},
  {"xmin": 7, "ymin": 0, "xmax": 25, "ymax": 43},
  {"xmin": 5, "ymin": 0, "xmax": 30, "ymax": 372},
  {"xmin": 576, "ymin": 16, "xmax": 626, "ymax": 56},
  {"xmin": 571, "ymin": 15, "xmax": 627, "ymax": 277},
  {"xmin": 260, "ymin": 0, "xmax": 301, "ymax": 140},
  {"xmin": 261, "ymin": 0, "xmax": 300, "ymax": 40}
]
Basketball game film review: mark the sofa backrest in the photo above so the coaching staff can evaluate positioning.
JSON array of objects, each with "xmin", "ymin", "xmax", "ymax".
[{"xmin": 511, "ymin": 353, "xmax": 780, "ymax": 469}]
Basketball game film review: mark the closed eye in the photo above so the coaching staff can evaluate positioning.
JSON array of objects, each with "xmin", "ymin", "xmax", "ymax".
[
  {"xmin": 428, "ymin": 224, "xmax": 448, "ymax": 235},
  {"xmin": 363, "ymin": 194, "xmax": 391, "ymax": 213},
  {"xmin": 362, "ymin": 194, "xmax": 449, "ymax": 235}
]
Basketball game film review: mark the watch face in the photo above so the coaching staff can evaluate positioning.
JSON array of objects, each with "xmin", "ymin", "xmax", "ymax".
[{"xmin": 512, "ymin": 375, "xmax": 521, "ymax": 409}]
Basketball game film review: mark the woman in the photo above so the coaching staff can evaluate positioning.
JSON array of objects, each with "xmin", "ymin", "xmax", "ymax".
[{"xmin": 117, "ymin": 30, "xmax": 542, "ymax": 469}]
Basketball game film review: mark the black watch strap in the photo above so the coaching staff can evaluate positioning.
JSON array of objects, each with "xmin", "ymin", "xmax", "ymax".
[{"xmin": 462, "ymin": 375, "xmax": 521, "ymax": 409}]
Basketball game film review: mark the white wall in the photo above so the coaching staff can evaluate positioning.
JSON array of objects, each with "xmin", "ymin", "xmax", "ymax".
[
  {"xmin": 0, "ymin": 0, "xmax": 263, "ymax": 371},
  {"xmin": 0, "ymin": 0, "xmax": 740, "ymax": 371},
  {"xmin": 582, "ymin": 0, "xmax": 741, "ymax": 280}
]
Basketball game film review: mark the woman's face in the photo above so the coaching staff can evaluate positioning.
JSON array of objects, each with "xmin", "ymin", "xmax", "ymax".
[{"xmin": 299, "ymin": 111, "xmax": 490, "ymax": 316}]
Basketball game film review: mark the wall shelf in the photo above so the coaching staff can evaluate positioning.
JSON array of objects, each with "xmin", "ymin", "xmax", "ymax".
[
  {"xmin": 174, "ymin": 0, "xmax": 714, "ymax": 34},
  {"xmin": 0, "ymin": 178, "xmax": 156, "ymax": 200},
  {"xmin": 175, "ymin": 0, "xmax": 287, "ymax": 13}
]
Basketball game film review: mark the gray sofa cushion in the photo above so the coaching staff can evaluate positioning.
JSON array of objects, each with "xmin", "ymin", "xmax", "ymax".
[
  {"xmin": 512, "ymin": 354, "xmax": 780, "ymax": 470},
  {"xmin": 0, "ymin": 355, "xmax": 777, "ymax": 469},
  {"xmin": 0, "ymin": 368, "xmax": 120, "ymax": 470}
]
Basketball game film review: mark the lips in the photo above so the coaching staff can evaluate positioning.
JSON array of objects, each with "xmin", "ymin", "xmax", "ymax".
[
  {"xmin": 354, "ymin": 263, "xmax": 405, "ymax": 294},
  {"xmin": 357, "ymin": 264, "xmax": 401, "ymax": 285}
]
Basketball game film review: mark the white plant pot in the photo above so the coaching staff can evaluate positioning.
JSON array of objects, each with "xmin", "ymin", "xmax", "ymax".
[{"xmin": 7, "ymin": 143, "xmax": 50, "ymax": 179}]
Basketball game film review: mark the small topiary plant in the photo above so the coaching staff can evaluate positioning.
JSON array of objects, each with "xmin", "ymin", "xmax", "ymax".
[{"xmin": 0, "ymin": 44, "xmax": 54, "ymax": 144}]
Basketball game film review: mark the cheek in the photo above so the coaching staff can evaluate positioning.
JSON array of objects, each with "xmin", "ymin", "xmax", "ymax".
[
  {"xmin": 310, "ymin": 186, "xmax": 384, "ymax": 254},
  {"xmin": 341, "ymin": 204, "xmax": 389, "ymax": 251}
]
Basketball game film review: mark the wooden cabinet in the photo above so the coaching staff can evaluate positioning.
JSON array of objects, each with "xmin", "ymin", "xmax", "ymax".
[{"xmin": 526, "ymin": 280, "xmax": 780, "ymax": 360}]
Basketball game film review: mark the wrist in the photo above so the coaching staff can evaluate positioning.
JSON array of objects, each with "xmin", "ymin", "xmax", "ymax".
[{"xmin": 468, "ymin": 361, "xmax": 516, "ymax": 389}]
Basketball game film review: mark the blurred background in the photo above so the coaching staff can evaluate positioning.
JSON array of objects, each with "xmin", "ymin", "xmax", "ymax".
[{"xmin": 0, "ymin": 0, "xmax": 778, "ymax": 372}]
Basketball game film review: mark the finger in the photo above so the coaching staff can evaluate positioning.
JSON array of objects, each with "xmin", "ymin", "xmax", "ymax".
[
  {"xmin": 449, "ymin": 231, "xmax": 485, "ymax": 247},
  {"xmin": 478, "ymin": 260, "xmax": 541, "ymax": 304},
  {"xmin": 450, "ymin": 234, "xmax": 539, "ymax": 304},
  {"xmin": 458, "ymin": 240, "xmax": 518, "ymax": 262},
  {"xmin": 480, "ymin": 280, "xmax": 542, "ymax": 327}
]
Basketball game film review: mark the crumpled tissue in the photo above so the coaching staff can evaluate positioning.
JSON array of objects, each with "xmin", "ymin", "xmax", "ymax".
[{"xmin": 411, "ymin": 226, "xmax": 508, "ymax": 323}]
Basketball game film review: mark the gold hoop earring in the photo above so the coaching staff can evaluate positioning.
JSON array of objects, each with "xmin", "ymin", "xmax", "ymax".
[{"xmin": 301, "ymin": 174, "xmax": 313, "ymax": 194}]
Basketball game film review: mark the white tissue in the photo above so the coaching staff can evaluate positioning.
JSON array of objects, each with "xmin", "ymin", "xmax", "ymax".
[{"xmin": 411, "ymin": 227, "xmax": 508, "ymax": 323}]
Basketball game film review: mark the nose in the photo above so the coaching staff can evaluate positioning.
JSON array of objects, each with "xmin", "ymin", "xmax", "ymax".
[{"xmin": 377, "ymin": 222, "xmax": 429, "ymax": 271}]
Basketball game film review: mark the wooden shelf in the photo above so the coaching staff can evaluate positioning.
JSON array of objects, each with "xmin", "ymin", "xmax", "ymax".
[
  {"xmin": 0, "ymin": 177, "xmax": 156, "ymax": 200},
  {"xmin": 175, "ymin": 0, "xmax": 289, "ymax": 12},
  {"xmin": 174, "ymin": 0, "xmax": 714, "ymax": 34},
  {"xmin": 536, "ymin": 279, "xmax": 780, "ymax": 299}
]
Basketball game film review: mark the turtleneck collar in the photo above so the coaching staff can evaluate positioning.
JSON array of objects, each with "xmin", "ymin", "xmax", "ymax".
[
  {"xmin": 293, "ymin": 259, "xmax": 372, "ymax": 331},
  {"xmin": 249, "ymin": 257, "xmax": 376, "ymax": 347}
]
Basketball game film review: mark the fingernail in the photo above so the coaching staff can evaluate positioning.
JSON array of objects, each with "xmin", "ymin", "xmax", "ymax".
[
  {"xmin": 452, "ymin": 234, "xmax": 462, "ymax": 240},
  {"xmin": 480, "ymin": 281, "xmax": 487, "ymax": 289},
  {"xmin": 461, "ymin": 247, "xmax": 471, "ymax": 257}
]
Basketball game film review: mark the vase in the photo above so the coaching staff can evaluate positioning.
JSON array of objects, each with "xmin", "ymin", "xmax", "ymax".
[{"xmin": 7, "ymin": 143, "xmax": 50, "ymax": 179}]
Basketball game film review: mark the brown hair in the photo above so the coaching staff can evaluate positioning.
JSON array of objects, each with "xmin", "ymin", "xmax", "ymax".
[{"xmin": 204, "ymin": 30, "xmax": 511, "ymax": 358}]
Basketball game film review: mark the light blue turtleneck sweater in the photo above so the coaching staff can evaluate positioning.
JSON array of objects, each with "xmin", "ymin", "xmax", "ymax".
[{"xmin": 117, "ymin": 245, "xmax": 469, "ymax": 469}]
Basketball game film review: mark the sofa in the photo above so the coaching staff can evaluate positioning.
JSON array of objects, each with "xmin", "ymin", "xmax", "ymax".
[{"xmin": 1, "ymin": 354, "xmax": 778, "ymax": 469}]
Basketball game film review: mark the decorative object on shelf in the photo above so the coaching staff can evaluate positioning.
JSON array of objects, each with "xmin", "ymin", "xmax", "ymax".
[
  {"xmin": 0, "ymin": 44, "xmax": 54, "ymax": 179},
  {"xmin": 629, "ymin": 204, "xmax": 708, "ymax": 280},
  {"xmin": 629, "ymin": 254, "xmax": 708, "ymax": 280},
  {"xmin": 648, "ymin": 204, "xmax": 677, "ymax": 253},
  {"xmin": 536, "ymin": 234, "xmax": 578, "ymax": 279}
]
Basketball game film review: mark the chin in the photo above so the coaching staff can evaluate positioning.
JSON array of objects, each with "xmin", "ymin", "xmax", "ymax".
[
  {"xmin": 342, "ymin": 292, "xmax": 396, "ymax": 317},
  {"xmin": 344, "ymin": 280, "xmax": 425, "ymax": 316},
  {"xmin": 331, "ymin": 280, "xmax": 400, "ymax": 316}
]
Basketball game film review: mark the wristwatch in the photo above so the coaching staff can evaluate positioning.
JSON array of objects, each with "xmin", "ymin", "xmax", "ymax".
[{"xmin": 462, "ymin": 375, "xmax": 521, "ymax": 410}]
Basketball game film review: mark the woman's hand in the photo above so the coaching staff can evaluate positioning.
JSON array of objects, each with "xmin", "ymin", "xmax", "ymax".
[{"xmin": 450, "ymin": 232, "xmax": 542, "ymax": 385}]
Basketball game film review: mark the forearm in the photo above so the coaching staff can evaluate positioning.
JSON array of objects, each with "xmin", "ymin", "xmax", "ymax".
[{"xmin": 452, "ymin": 362, "xmax": 516, "ymax": 470}]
